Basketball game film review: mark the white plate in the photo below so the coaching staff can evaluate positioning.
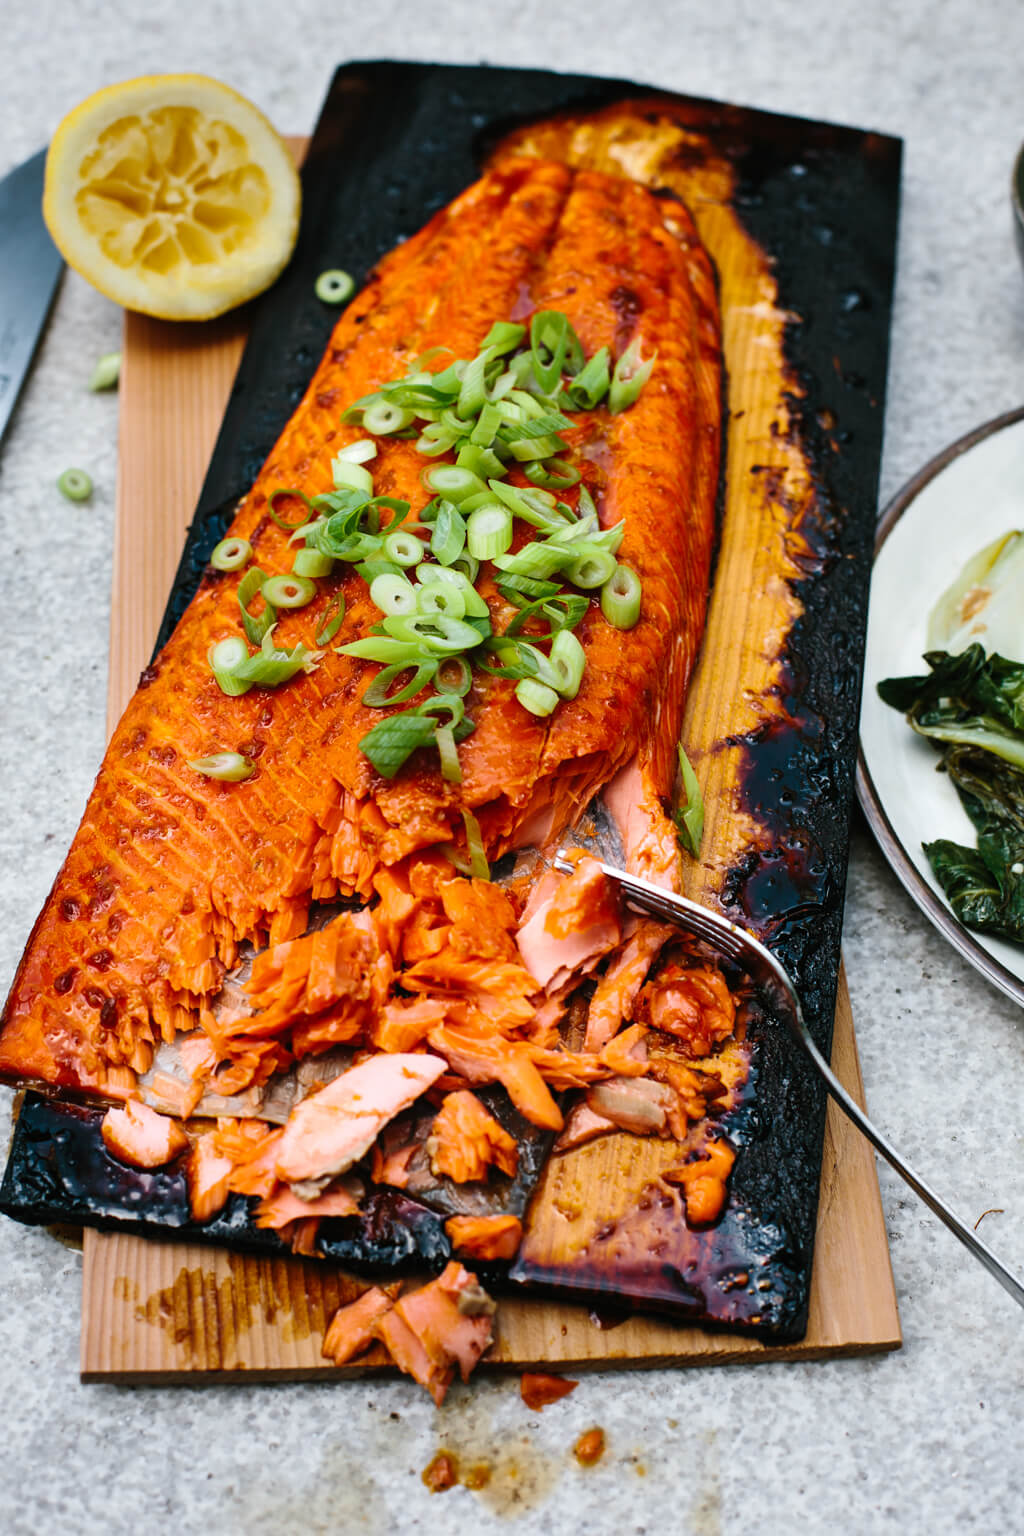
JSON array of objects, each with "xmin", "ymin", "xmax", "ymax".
[{"xmin": 857, "ymin": 405, "xmax": 1024, "ymax": 1008}]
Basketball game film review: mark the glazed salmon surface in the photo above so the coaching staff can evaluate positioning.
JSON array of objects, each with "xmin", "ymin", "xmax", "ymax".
[
  {"xmin": 0, "ymin": 154, "xmax": 737, "ymax": 1286},
  {"xmin": 0, "ymin": 155, "xmax": 721, "ymax": 1100}
]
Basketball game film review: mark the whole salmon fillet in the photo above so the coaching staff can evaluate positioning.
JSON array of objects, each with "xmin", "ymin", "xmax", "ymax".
[{"xmin": 0, "ymin": 155, "xmax": 722, "ymax": 1101}]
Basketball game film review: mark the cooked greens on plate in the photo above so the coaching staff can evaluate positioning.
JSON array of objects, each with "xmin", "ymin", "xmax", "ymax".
[{"xmin": 879, "ymin": 528, "xmax": 1024, "ymax": 945}]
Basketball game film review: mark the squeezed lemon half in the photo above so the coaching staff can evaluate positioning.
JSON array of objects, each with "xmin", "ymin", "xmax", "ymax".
[{"xmin": 43, "ymin": 74, "xmax": 301, "ymax": 320}]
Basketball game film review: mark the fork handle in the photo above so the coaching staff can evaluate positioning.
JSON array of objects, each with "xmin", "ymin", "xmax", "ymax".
[{"xmin": 795, "ymin": 1026, "xmax": 1024, "ymax": 1312}]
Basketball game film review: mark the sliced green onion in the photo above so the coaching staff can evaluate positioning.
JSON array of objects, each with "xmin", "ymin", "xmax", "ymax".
[
  {"xmin": 504, "ymin": 432, "xmax": 566, "ymax": 462},
  {"xmin": 362, "ymin": 661, "xmax": 437, "ymax": 707},
  {"xmin": 315, "ymin": 592, "xmax": 346, "ymax": 646},
  {"xmin": 210, "ymin": 537, "xmax": 252, "ymax": 573},
  {"xmin": 430, "ymin": 501, "xmax": 467, "ymax": 567},
  {"xmin": 332, "ymin": 457, "xmax": 375, "ymax": 496},
  {"xmin": 505, "ymin": 592, "xmax": 589, "ymax": 637},
  {"xmin": 383, "ymin": 530, "xmax": 424, "ymax": 567},
  {"xmin": 268, "ymin": 488, "xmax": 315, "ymax": 531},
  {"xmin": 567, "ymin": 547, "xmax": 617, "ymax": 589},
  {"xmin": 339, "ymin": 636, "xmax": 438, "ymax": 665},
  {"xmin": 469, "ymin": 401, "xmax": 503, "ymax": 445},
  {"xmin": 494, "ymin": 541, "xmax": 574, "ymax": 581},
  {"xmin": 416, "ymin": 582, "xmax": 466, "ymax": 620},
  {"xmin": 525, "ymin": 457, "xmax": 580, "ymax": 491},
  {"xmin": 566, "ymin": 346, "xmax": 610, "ymax": 410},
  {"xmin": 481, "ymin": 321, "xmax": 526, "ymax": 355},
  {"xmin": 529, "ymin": 310, "xmax": 584, "ymax": 392},
  {"xmin": 187, "ymin": 752, "xmax": 254, "ymax": 782},
  {"xmin": 356, "ymin": 557, "xmax": 402, "ymax": 583},
  {"xmin": 209, "ymin": 637, "xmax": 252, "ymax": 696},
  {"xmin": 363, "ymin": 400, "xmax": 415, "ymax": 435},
  {"xmin": 477, "ymin": 638, "xmax": 544, "ymax": 681},
  {"xmin": 359, "ymin": 711, "xmax": 437, "ymax": 778},
  {"xmin": 261, "ymin": 573, "xmax": 316, "ymax": 609},
  {"xmin": 435, "ymin": 723, "xmax": 462, "ymax": 783},
  {"xmin": 601, "ymin": 564, "xmax": 642, "ymax": 629},
  {"xmin": 495, "ymin": 573, "xmax": 563, "ymax": 603},
  {"xmin": 315, "ymin": 269, "xmax": 355, "ymax": 304},
  {"xmin": 456, "ymin": 442, "xmax": 507, "ymax": 481},
  {"xmin": 337, "ymin": 439, "xmax": 377, "ymax": 464},
  {"xmin": 238, "ymin": 567, "xmax": 275, "ymax": 644},
  {"xmin": 371, "ymin": 573, "xmax": 417, "ymax": 616},
  {"xmin": 609, "ymin": 338, "xmax": 657, "ymax": 413},
  {"xmin": 457, "ymin": 346, "xmax": 494, "ymax": 418},
  {"xmin": 674, "ymin": 743, "xmax": 705, "ymax": 859},
  {"xmin": 57, "ymin": 467, "xmax": 92, "ymax": 502},
  {"xmin": 381, "ymin": 613, "xmax": 483, "ymax": 653},
  {"xmin": 461, "ymin": 808, "xmax": 489, "ymax": 880},
  {"xmin": 416, "ymin": 693, "xmax": 466, "ymax": 729},
  {"xmin": 228, "ymin": 632, "xmax": 319, "ymax": 687},
  {"xmin": 88, "ymin": 351, "xmax": 121, "ymax": 392},
  {"xmin": 436, "ymin": 656, "xmax": 473, "ymax": 696},
  {"xmin": 292, "ymin": 546, "xmax": 334, "ymax": 579},
  {"xmin": 451, "ymin": 552, "xmax": 480, "ymax": 586},
  {"xmin": 487, "ymin": 478, "xmax": 571, "ymax": 531},
  {"xmin": 515, "ymin": 677, "xmax": 560, "ymax": 717},
  {"xmin": 421, "ymin": 464, "xmax": 488, "ymax": 503},
  {"xmin": 464, "ymin": 504, "xmax": 511, "ymax": 561},
  {"xmin": 549, "ymin": 628, "xmax": 586, "ymax": 699}
]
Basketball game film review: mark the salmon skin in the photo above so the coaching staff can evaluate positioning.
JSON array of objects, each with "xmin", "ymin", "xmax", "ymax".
[{"xmin": 0, "ymin": 155, "xmax": 721, "ymax": 1102}]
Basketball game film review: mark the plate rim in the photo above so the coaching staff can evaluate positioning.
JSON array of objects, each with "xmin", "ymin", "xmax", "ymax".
[{"xmin": 855, "ymin": 402, "xmax": 1024, "ymax": 1009}]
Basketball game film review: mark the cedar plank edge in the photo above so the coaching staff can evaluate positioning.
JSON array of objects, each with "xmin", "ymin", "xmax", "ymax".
[{"xmin": 81, "ymin": 136, "xmax": 900, "ymax": 1382}]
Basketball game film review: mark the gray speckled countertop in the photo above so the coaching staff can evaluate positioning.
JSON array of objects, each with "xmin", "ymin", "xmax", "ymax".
[{"xmin": 1, "ymin": 4, "xmax": 1023, "ymax": 1532}]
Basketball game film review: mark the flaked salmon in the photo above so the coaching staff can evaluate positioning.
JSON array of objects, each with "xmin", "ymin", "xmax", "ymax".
[{"xmin": 100, "ymin": 1100, "xmax": 188, "ymax": 1168}]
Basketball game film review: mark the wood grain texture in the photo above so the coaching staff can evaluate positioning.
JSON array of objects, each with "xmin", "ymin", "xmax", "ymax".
[{"xmin": 81, "ymin": 135, "xmax": 900, "ymax": 1383}]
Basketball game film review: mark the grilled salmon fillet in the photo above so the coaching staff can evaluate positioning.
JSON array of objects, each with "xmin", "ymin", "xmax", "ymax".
[{"xmin": 0, "ymin": 155, "xmax": 722, "ymax": 1107}]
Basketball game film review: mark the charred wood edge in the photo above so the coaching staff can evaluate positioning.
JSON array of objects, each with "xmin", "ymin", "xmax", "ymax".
[{"xmin": 3, "ymin": 63, "xmax": 902, "ymax": 1337}]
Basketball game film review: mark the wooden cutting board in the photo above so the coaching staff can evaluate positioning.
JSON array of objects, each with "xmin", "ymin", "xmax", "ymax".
[{"xmin": 80, "ymin": 137, "xmax": 900, "ymax": 1382}]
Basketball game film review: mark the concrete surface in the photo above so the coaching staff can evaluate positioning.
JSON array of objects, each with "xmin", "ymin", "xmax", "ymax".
[{"xmin": 0, "ymin": 3, "xmax": 1022, "ymax": 1531}]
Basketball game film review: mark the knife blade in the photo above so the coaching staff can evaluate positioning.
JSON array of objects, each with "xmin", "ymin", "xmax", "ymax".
[{"xmin": 0, "ymin": 148, "xmax": 64, "ymax": 449}]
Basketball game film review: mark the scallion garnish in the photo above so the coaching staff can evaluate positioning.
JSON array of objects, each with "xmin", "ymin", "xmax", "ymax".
[
  {"xmin": 209, "ymin": 636, "xmax": 252, "ymax": 697},
  {"xmin": 88, "ymin": 352, "xmax": 121, "ymax": 392},
  {"xmin": 210, "ymin": 537, "xmax": 252, "ymax": 573},
  {"xmin": 359, "ymin": 710, "xmax": 437, "ymax": 778},
  {"xmin": 515, "ymin": 677, "xmax": 560, "ymax": 717},
  {"xmin": 673, "ymin": 743, "xmax": 705, "ymax": 858},
  {"xmin": 370, "ymin": 572, "xmax": 418, "ymax": 617},
  {"xmin": 609, "ymin": 337, "xmax": 657, "ymax": 414},
  {"xmin": 237, "ymin": 567, "xmax": 276, "ymax": 644},
  {"xmin": 416, "ymin": 582, "xmax": 466, "ymax": 620},
  {"xmin": 600, "ymin": 564, "xmax": 642, "ymax": 629},
  {"xmin": 187, "ymin": 751, "xmax": 255, "ymax": 782},
  {"xmin": 467, "ymin": 504, "xmax": 513, "ymax": 561},
  {"xmin": 57, "ymin": 467, "xmax": 92, "ymax": 502},
  {"xmin": 315, "ymin": 269, "xmax": 355, "ymax": 305},
  {"xmin": 461, "ymin": 808, "xmax": 490, "ymax": 880},
  {"xmin": 361, "ymin": 661, "xmax": 437, "ymax": 708},
  {"xmin": 267, "ymin": 488, "xmax": 315, "ymax": 531},
  {"xmin": 292, "ymin": 546, "xmax": 334, "ymax": 579},
  {"xmin": 430, "ymin": 500, "xmax": 467, "ymax": 566},
  {"xmin": 261, "ymin": 573, "xmax": 316, "ymax": 609},
  {"xmin": 383, "ymin": 530, "xmax": 424, "ymax": 567},
  {"xmin": 316, "ymin": 592, "xmax": 346, "ymax": 647}
]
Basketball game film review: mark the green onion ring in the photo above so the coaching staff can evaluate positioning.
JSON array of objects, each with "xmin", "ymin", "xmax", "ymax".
[
  {"xmin": 315, "ymin": 269, "xmax": 355, "ymax": 304},
  {"xmin": 292, "ymin": 546, "xmax": 334, "ymax": 579},
  {"xmin": 515, "ymin": 677, "xmax": 560, "ymax": 717},
  {"xmin": 361, "ymin": 661, "xmax": 437, "ymax": 708},
  {"xmin": 435, "ymin": 723, "xmax": 462, "ymax": 783},
  {"xmin": 268, "ymin": 488, "xmax": 315, "ymax": 531},
  {"xmin": 370, "ymin": 573, "xmax": 418, "ymax": 616},
  {"xmin": 316, "ymin": 592, "xmax": 346, "ymax": 647},
  {"xmin": 57, "ymin": 467, "xmax": 92, "ymax": 502},
  {"xmin": 600, "ymin": 563, "xmax": 643, "ymax": 629},
  {"xmin": 436, "ymin": 655, "xmax": 473, "ymax": 697},
  {"xmin": 88, "ymin": 352, "xmax": 121, "ymax": 392},
  {"xmin": 187, "ymin": 752, "xmax": 255, "ymax": 782},
  {"xmin": 261, "ymin": 573, "xmax": 316, "ymax": 609},
  {"xmin": 210, "ymin": 537, "xmax": 252, "ymax": 573}
]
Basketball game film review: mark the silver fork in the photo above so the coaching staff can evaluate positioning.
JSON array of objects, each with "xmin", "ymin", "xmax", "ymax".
[{"xmin": 554, "ymin": 852, "xmax": 1024, "ymax": 1312}]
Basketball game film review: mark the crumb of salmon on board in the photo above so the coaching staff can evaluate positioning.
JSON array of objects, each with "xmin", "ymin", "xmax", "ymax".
[
  {"xmin": 321, "ymin": 1263, "xmax": 496, "ymax": 1404},
  {"xmin": 520, "ymin": 1372, "xmax": 579, "ymax": 1410},
  {"xmin": 100, "ymin": 1100, "xmax": 188, "ymax": 1168},
  {"xmin": 445, "ymin": 1213, "xmax": 523, "ymax": 1262},
  {"xmin": 574, "ymin": 1427, "xmax": 606, "ymax": 1466}
]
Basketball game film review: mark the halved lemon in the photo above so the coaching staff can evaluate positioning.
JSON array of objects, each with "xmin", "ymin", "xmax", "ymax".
[{"xmin": 43, "ymin": 74, "xmax": 301, "ymax": 321}]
